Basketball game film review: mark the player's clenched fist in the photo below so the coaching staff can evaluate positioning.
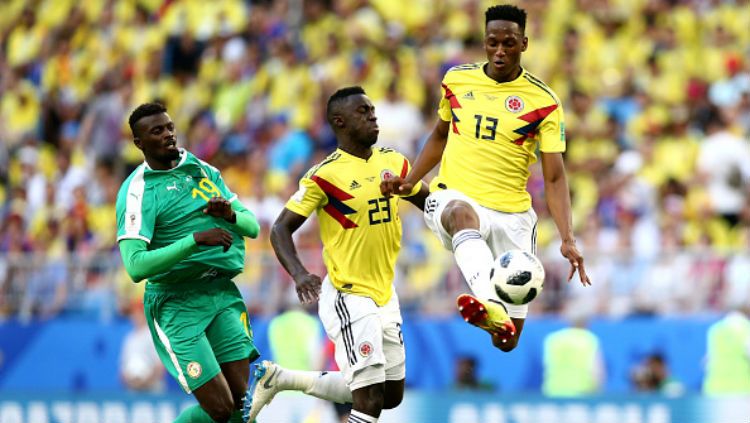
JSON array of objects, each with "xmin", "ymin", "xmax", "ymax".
[
  {"xmin": 380, "ymin": 176, "xmax": 413, "ymax": 198},
  {"xmin": 292, "ymin": 272, "xmax": 322, "ymax": 304},
  {"xmin": 203, "ymin": 196, "xmax": 235, "ymax": 221},
  {"xmin": 193, "ymin": 228, "xmax": 234, "ymax": 252}
]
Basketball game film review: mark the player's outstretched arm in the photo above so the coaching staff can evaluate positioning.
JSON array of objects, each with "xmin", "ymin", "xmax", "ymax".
[
  {"xmin": 119, "ymin": 227, "xmax": 233, "ymax": 282},
  {"xmin": 540, "ymin": 152, "xmax": 590, "ymax": 286},
  {"xmin": 492, "ymin": 318, "xmax": 525, "ymax": 352},
  {"xmin": 270, "ymin": 208, "xmax": 322, "ymax": 304},
  {"xmin": 381, "ymin": 119, "xmax": 450, "ymax": 197}
]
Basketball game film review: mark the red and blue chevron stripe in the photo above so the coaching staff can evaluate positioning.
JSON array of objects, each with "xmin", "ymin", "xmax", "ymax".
[
  {"xmin": 512, "ymin": 104, "xmax": 558, "ymax": 145},
  {"xmin": 442, "ymin": 83, "xmax": 462, "ymax": 134},
  {"xmin": 311, "ymin": 175, "xmax": 358, "ymax": 229}
]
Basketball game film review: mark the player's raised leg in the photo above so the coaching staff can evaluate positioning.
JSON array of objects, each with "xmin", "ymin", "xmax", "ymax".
[
  {"xmin": 246, "ymin": 361, "xmax": 404, "ymax": 423},
  {"xmin": 439, "ymin": 198, "xmax": 515, "ymax": 337}
]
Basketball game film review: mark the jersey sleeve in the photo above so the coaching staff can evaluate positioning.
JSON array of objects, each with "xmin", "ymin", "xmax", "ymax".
[
  {"xmin": 116, "ymin": 178, "xmax": 156, "ymax": 243},
  {"xmin": 230, "ymin": 200, "xmax": 260, "ymax": 238},
  {"xmin": 436, "ymin": 76, "xmax": 453, "ymax": 122},
  {"xmin": 538, "ymin": 103, "xmax": 566, "ymax": 153},
  {"xmin": 394, "ymin": 155, "xmax": 423, "ymax": 197},
  {"xmin": 284, "ymin": 173, "xmax": 327, "ymax": 217},
  {"xmin": 119, "ymin": 236, "xmax": 198, "ymax": 282}
]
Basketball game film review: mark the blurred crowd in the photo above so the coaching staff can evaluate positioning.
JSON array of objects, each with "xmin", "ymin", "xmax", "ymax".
[{"xmin": 1, "ymin": 0, "xmax": 750, "ymax": 321}]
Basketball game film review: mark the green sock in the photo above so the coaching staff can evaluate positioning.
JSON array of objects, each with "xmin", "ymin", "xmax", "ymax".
[{"xmin": 174, "ymin": 405, "xmax": 217, "ymax": 423}]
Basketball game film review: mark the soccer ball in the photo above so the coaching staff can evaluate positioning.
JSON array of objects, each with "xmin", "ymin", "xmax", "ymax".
[{"xmin": 490, "ymin": 250, "xmax": 545, "ymax": 305}]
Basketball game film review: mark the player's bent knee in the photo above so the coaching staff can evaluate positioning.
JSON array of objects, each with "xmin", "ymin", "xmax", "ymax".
[
  {"xmin": 441, "ymin": 200, "xmax": 480, "ymax": 235},
  {"xmin": 383, "ymin": 392, "xmax": 403, "ymax": 409},
  {"xmin": 382, "ymin": 379, "xmax": 404, "ymax": 409},
  {"xmin": 351, "ymin": 384, "xmax": 386, "ymax": 416},
  {"xmin": 200, "ymin": 394, "xmax": 236, "ymax": 423}
]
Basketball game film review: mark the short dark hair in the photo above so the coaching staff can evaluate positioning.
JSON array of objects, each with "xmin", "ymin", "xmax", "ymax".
[
  {"xmin": 326, "ymin": 86, "xmax": 366, "ymax": 125},
  {"xmin": 485, "ymin": 4, "xmax": 526, "ymax": 32},
  {"xmin": 128, "ymin": 102, "xmax": 167, "ymax": 136}
]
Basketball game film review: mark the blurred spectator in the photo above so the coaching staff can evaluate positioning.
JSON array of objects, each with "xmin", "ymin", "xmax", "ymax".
[
  {"xmin": 0, "ymin": 75, "xmax": 40, "ymax": 149},
  {"xmin": 18, "ymin": 219, "xmax": 68, "ymax": 321},
  {"xmin": 17, "ymin": 144, "xmax": 46, "ymax": 219},
  {"xmin": 164, "ymin": 32, "xmax": 204, "ymax": 79},
  {"xmin": 267, "ymin": 303, "xmax": 324, "ymax": 371},
  {"xmin": 721, "ymin": 249, "xmax": 750, "ymax": 312},
  {"xmin": 86, "ymin": 159, "xmax": 117, "ymax": 207},
  {"xmin": 452, "ymin": 355, "xmax": 495, "ymax": 392},
  {"xmin": 0, "ymin": 213, "xmax": 31, "ymax": 254},
  {"xmin": 119, "ymin": 301, "xmax": 165, "ymax": 393},
  {"xmin": 708, "ymin": 56, "xmax": 750, "ymax": 109},
  {"xmin": 373, "ymin": 80, "xmax": 424, "ymax": 159},
  {"xmin": 53, "ymin": 149, "xmax": 88, "ymax": 213},
  {"xmin": 267, "ymin": 303, "xmax": 332, "ymax": 421},
  {"xmin": 703, "ymin": 304, "xmax": 750, "ymax": 395},
  {"xmin": 696, "ymin": 107, "xmax": 750, "ymax": 228},
  {"xmin": 77, "ymin": 76, "xmax": 132, "ymax": 163},
  {"xmin": 737, "ymin": 88, "xmax": 750, "ymax": 137},
  {"xmin": 542, "ymin": 308, "xmax": 604, "ymax": 396},
  {"xmin": 631, "ymin": 353, "xmax": 684, "ymax": 395},
  {"xmin": 266, "ymin": 114, "xmax": 313, "ymax": 193}
]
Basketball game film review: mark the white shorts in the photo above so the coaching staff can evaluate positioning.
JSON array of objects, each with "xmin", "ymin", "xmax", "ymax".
[
  {"xmin": 424, "ymin": 189, "xmax": 538, "ymax": 317},
  {"xmin": 318, "ymin": 277, "xmax": 405, "ymax": 391}
]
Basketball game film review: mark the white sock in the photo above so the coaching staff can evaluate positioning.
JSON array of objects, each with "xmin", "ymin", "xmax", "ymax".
[
  {"xmin": 277, "ymin": 369, "xmax": 352, "ymax": 404},
  {"xmin": 452, "ymin": 229, "xmax": 495, "ymax": 300},
  {"xmin": 348, "ymin": 409, "xmax": 378, "ymax": 423}
]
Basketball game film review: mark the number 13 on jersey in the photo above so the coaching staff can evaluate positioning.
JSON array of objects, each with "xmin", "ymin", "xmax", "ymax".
[{"xmin": 474, "ymin": 114, "xmax": 498, "ymax": 140}]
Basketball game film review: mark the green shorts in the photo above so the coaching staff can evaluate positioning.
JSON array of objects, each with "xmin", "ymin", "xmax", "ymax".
[{"xmin": 143, "ymin": 278, "xmax": 260, "ymax": 393}]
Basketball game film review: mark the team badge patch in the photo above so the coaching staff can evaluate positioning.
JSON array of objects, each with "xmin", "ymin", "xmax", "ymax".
[
  {"xmin": 359, "ymin": 341, "xmax": 373, "ymax": 357},
  {"xmin": 187, "ymin": 361, "xmax": 202, "ymax": 379},
  {"xmin": 380, "ymin": 169, "xmax": 395, "ymax": 181},
  {"xmin": 505, "ymin": 95, "xmax": 524, "ymax": 113}
]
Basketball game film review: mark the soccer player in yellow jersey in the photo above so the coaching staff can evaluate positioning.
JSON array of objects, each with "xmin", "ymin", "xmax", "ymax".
[
  {"xmin": 382, "ymin": 4, "xmax": 591, "ymax": 352},
  {"xmin": 244, "ymin": 86, "xmax": 428, "ymax": 423}
]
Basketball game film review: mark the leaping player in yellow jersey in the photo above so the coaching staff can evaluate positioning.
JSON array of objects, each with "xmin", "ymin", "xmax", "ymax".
[{"xmin": 382, "ymin": 4, "xmax": 591, "ymax": 352}]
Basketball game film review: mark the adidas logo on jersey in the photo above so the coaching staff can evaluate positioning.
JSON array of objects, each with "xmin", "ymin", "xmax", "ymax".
[
  {"xmin": 462, "ymin": 91, "xmax": 475, "ymax": 100},
  {"xmin": 350, "ymin": 180, "xmax": 361, "ymax": 190}
]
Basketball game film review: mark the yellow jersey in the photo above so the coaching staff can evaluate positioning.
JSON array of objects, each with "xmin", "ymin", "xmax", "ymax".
[
  {"xmin": 433, "ymin": 63, "xmax": 566, "ymax": 212},
  {"xmin": 285, "ymin": 147, "xmax": 420, "ymax": 306}
]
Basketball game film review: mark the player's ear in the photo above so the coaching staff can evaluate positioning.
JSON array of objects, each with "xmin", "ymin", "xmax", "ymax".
[
  {"xmin": 331, "ymin": 114, "xmax": 345, "ymax": 129},
  {"xmin": 133, "ymin": 136, "xmax": 143, "ymax": 150},
  {"xmin": 521, "ymin": 36, "xmax": 528, "ymax": 52}
]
